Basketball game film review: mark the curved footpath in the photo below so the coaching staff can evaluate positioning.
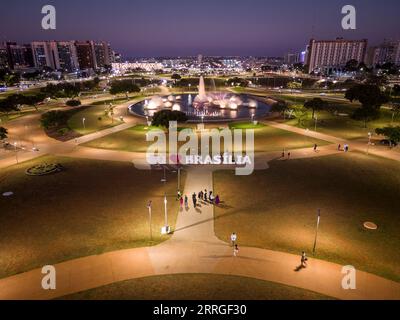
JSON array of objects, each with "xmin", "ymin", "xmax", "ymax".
[
  {"xmin": 0, "ymin": 166, "xmax": 399, "ymax": 300},
  {"xmin": 1, "ymin": 104, "xmax": 400, "ymax": 299}
]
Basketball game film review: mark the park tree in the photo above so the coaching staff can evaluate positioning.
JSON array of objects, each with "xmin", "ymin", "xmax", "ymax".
[
  {"xmin": 375, "ymin": 126, "xmax": 400, "ymax": 148},
  {"xmin": 287, "ymin": 81, "xmax": 302, "ymax": 92},
  {"xmin": 2, "ymin": 73, "xmax": 20, "ymax": 87},
  {"xmin": 389, "ymin": 102, "xmax": 400, "ymax": 124},
  {"xmin": 0, "ymin": 127, "xmax": 8, "ymax": 140},
  {"xmin": 304, "ymin": 98, "xmax": 327, "ymax": 119},
  {"xmin": 40, "ymin": 111, "xmax": 69, "ymax": 129},
  {"xmin": 365, "ymin": 74, "xmax": 388, "ymax": 87},
  {"xmin": 292, "ymin": 105, "xmax": 308, "ymax": 127},
  {"xmin": 345, "ymin": 59, "xmax": 359, "ymax": 72},
  {"xmin": 151, "ymin": 110, "xmax": 188, "ymax": 128},
  {"xmin": 41, "ymin": 83, "xmax": 80, "ymax": 99},
  {"xmin": 171, "ymin": 74, "xmax": 182, "ymax": 81},
  {"xmin": 0, "ymin": 95, "xmax": 21, "ymax": 115},
  {"xmin": 271, "ymin": 100, "xmax": 289, "ymax": 118},
  {"xmin": 109, "ymin": 80, "xmax": 140, "ymax": 97},
  {"xmin": 391, "ymin": 84, "xmax": 400, "ymax": 97},
  {"xmin": 227, "ymin": 77, "xmax": 249, "ymax": 87},
  {"xmin": 21, "ymin": 93, "xmax": 47, "ymax": 111},
  {"xmin": 345, "ymin": 84, "xmax": 389, "ymax": 127}
]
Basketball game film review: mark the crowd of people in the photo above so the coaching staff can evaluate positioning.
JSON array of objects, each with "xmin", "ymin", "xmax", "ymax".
[{"xmin": 177, "ymin": 189, "xmax": 220, "ymax": 208}]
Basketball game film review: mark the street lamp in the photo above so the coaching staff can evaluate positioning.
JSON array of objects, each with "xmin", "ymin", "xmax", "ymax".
[
  {"xmin": 14, "ymin": 142, "xmax": 18, "ymax": 164},
  {"xmin": 312, "ymin": 209, "xmax": 321, "ymax": 256},
  {"xmin": 161, "ymin": 193, "xmax": 170, "ymax": 234},
  {"xmin": 147, "ymin": 200, "xmax": 153, "ymax": 241},
  {"xmin": 367, "ymin": 132, "xmax": 372, "ymax": 155},
  {"xmin": 314, "ymin": 113, "xmax": 318, "ymax": 132}
]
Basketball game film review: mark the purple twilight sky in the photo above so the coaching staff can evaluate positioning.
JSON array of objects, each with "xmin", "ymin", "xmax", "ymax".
[{"xmin": 1, "ymin": 0, "xmax": 399, "ymax": 57}]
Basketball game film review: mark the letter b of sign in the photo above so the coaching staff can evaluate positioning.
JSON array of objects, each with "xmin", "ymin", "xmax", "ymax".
[
  {"xmin": 42, "ymin": 5, "xmax": 56, "ymax": 30},
  {"xmin": 341, "ymin": 5, "xmax": 356, "ymax": 30}
]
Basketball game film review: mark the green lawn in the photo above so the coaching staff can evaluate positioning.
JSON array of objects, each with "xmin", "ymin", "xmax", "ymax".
[
  {"xmin": 83, "ymin": 123, "xmax": 329, "ymax": 154},
  {"xmin": 231, "ymin": 88, "xmax": 400, "ymax": 140},
  {"xmin": 0, "ymin": 156, "xmax": 183, "ymax": 279},
  {"xmin": 282, "ymin": 109, "xmax": 400, "ymax": 140},
  {"xmin": 60, "ymin": 274, "xmax": 334, "ymax": 300},
  {"xmin": 67, "ymin": 105, "xmax": 123, "ymax": 135},
  {"xmin": 214, "ymin": 152, "xmax": 400, "ymax": 282}
]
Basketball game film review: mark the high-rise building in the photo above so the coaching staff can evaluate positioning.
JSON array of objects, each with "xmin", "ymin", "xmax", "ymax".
[
  {"xmin": 284, "ymin": 53, "xmax": 300, "ymax": 65},
  {"xmin": 0, "ymin": 43, "xmax": 11, "ymax": 69},
  {"xmin": 306, "ymin": 38, "xmax": 368, "ymax": 74},
  {"xmin": 32, "ymin": 41, "xmax": 54, "ymax": 69},
  {"xmin": 32, "ymin": 41, "xmax": 78, "ymax": 72},
  {"xmin": 75, "ymin": 41, "xmax": 96, "ymax": 70},
  {"xmin": 93, "ymin": 41, "xmax": 114, "ymax": 68},
  {"xmin": 5, "ymin": 42, "xmax": 34, "ymax": 69},
  {"xmin": 51, "ymin": 41, "xmax": 79, "ymax": 72},
  {"xmin": 366, "ymin": 40, "xmax": 400, "ymax": 67}
]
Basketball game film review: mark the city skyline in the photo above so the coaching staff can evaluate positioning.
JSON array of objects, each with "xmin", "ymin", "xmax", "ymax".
[{"xmin": 1, "ymin": 0, "xmax": 400, "ymax": 57}]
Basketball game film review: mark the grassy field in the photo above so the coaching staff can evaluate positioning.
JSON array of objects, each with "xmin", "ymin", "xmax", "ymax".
[
  {"xmin": 214, "ymin": 152, "xmax": 400, "ymax": 282},
  {"xmin": 0, "ymin": 156, "xmax": 183, "ymax": 279},
  {"xmin": 281, "ymin": 108, "xmax": 400, "ymax": 140},
  {"xmin": 60, "ymin": 274, "xmax": 334, "ymax": 300},
  {"xmin": 82, "ymin": 123, "xmax": 329, "ymax": 153},
  {"xmin": 67, "ymin": 104, "xmax": 123, "ymax": 135},
  {"xmin": 232, "ymin": 87, "xmax": 400, "ymax": 140}
]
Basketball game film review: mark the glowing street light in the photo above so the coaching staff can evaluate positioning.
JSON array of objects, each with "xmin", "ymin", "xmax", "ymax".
[
  {"xmin": 161, "ymin": 193, "xmax": 170, "ymax": 235},
  {"xmin": 14, "ymin": 142, "xmax": 18, "ymax": 164},
  {"xmin": 147, "ymin": 200, "xmax": 153, "ymax": 241},
  {"xmin": 312, "ymin": 209, "xmax": 321, "ymax": 255},
  {"xmin": 367, "ymin": 132, "xmax": 372, "ymax": 155}
]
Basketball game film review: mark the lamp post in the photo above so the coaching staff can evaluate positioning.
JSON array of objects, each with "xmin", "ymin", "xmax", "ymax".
[
  {"xmin": 14, "ymin": 142, "xmax": 18, "ymax": 164},
  {"xmin": 367, "ymin": 132, "xmax": 372, "ymax": 155},
  {"xmin": 312, "ymin": 209, "xmax": 321, "ymax": 256},
  {"xmin": 177, "ymin": 165, "xmax": 181, "ymax": 192},
  {"xmin": 147, "ymin": 200, "xmax": 152, "ymax": 241},
  {"xmin": 314, "ymin": 113, "xmax": 318, "ymax": 132},
  {"xmin": 161, "ymin": 192, "xmax": 170, "ymax": 234}
]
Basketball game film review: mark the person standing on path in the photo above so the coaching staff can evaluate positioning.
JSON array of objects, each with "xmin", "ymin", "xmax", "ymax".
[
  {"xmin": 192, "ymin": 193, "xmax": 197, "ymax": 208},
  {"xmin": 184, "ymin": 195, "xmax": 189, "ymax": 208},
  {"xmin": 233, "ymin": 244, "xmax": 239, "ymax": 257},
  {"xmin": 215, "ymin": 195, "xmax": 220, "ymax": 206},
  {"xmin": 338, "ymin": 144, "xmax": 341, "ymax": 151},
  {"xmin": 287, "ymin": 152, "xmax": 291, "ymax": 160},
  {"xmin": 179, "ymin": 196, "xmax": 183, "ymax": 208},
  {"xmin": 314, "ymin": 144, "xmax": 318, "ymax": 152},
  {"xmin": 204, "ymin": 190, "xmax": 208, "ymax": 202},
  {"xmin": 230, "ymin": 232, "xmax": 237, "ymax": 247},
  {"xmin": 301, "ymin": 251, "xmax": 308, "ymax": 268}
]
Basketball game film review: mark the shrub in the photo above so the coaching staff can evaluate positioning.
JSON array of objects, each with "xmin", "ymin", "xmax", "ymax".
[{"xmin": 66, "ymin": 99, "xmax": 81, "ymax": 107}]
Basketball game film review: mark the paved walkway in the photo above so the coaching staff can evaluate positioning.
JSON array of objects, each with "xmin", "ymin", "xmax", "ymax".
[
  {"xmin": 264, "ymin": 121, "xmax": 400, "ymax": 162},
  {"xmin": 0, "ymin": 166, "xmax": 399, "ymax": 300},
  {"xmin": 1, "ymin": 108, "xmax": 400, "ymax": 299}
]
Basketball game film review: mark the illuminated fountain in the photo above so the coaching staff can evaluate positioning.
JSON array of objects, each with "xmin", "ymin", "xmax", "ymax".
[{"xmin": 131, "ymin": 76, "xmax": 267, "ymax": 121}]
